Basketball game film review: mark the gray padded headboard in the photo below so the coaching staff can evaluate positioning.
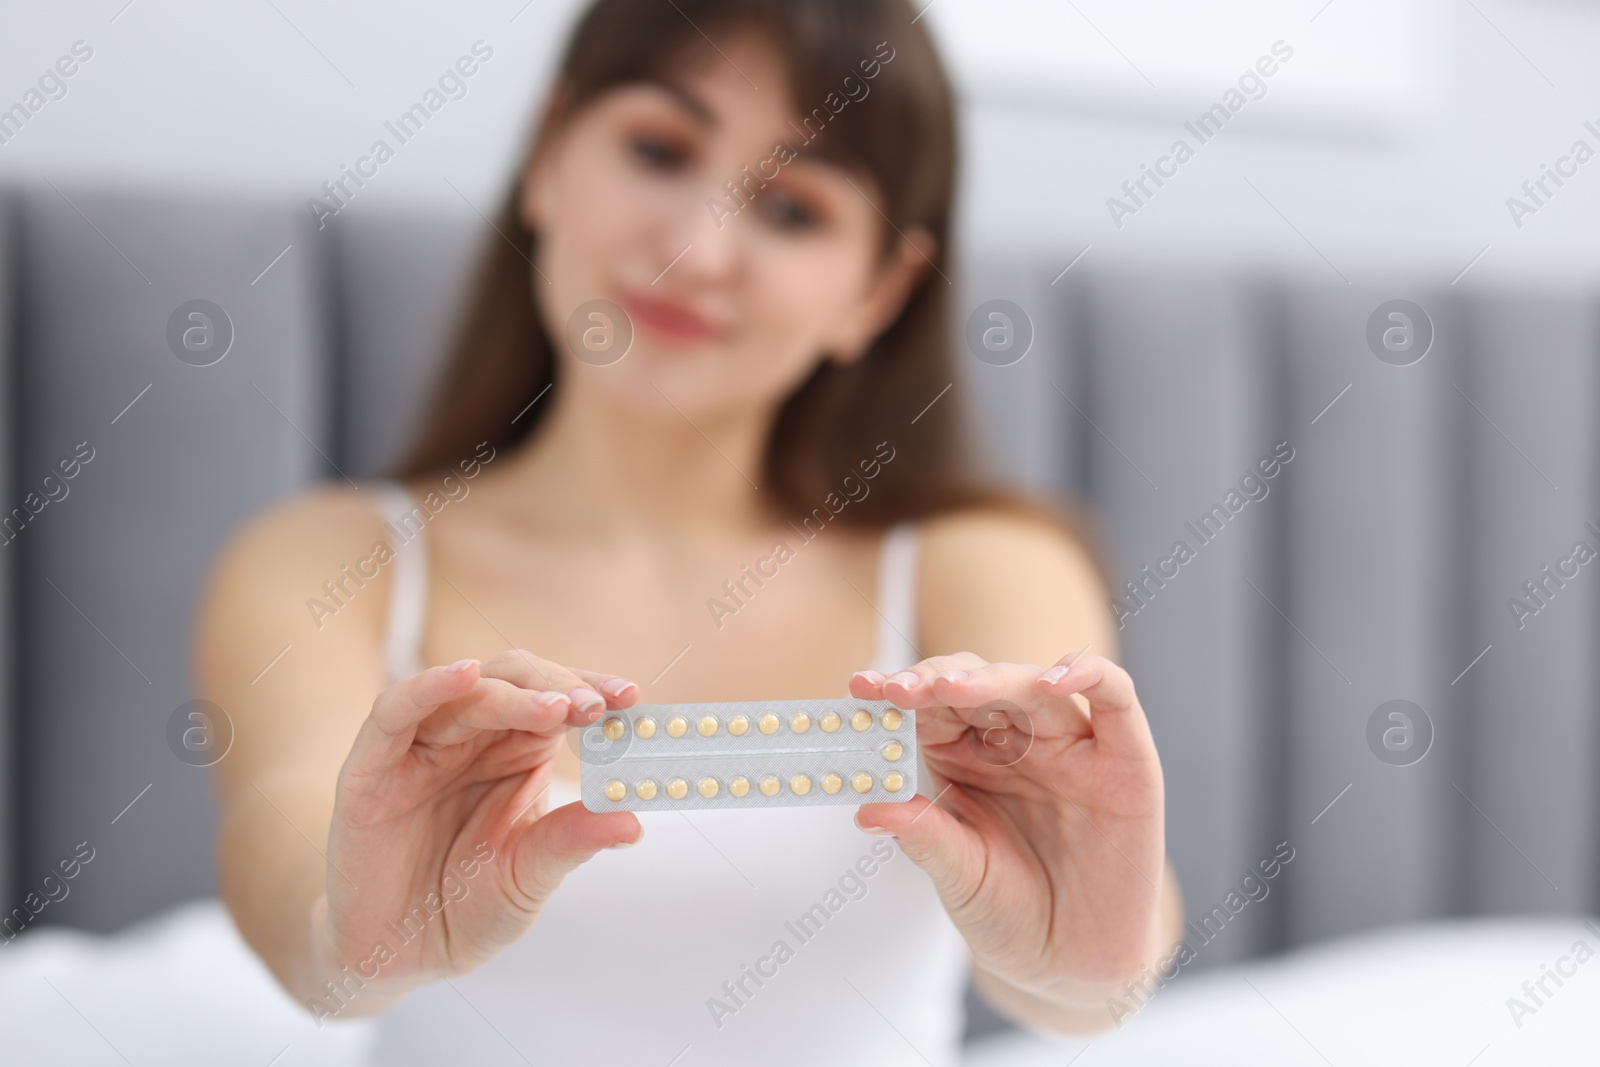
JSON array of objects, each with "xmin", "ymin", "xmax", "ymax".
[
  {"xmin": 960, "ymin": 266, "xmax": 1599, "ymax": 964},
  {"xmin": 14, "ymin": 185, "xmax": 328, "ymax": 931},
  {"xmin": 0, "ymin": 196, "xmax": 15, "ymax": 906}
]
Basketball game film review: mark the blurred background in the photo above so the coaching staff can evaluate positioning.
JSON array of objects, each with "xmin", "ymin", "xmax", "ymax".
[{"xmin": 0, "ymin": 0, "xmax": 1597, "ymax": 1063}]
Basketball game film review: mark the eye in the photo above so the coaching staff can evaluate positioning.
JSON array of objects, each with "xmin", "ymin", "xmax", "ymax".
[
  {"xmin": 757, "ymin": 188, "xmax": 821, "ymax": 231},
  {"xmin": 629, "ymin": 131, "xmax": 689, "ymax": 172}
]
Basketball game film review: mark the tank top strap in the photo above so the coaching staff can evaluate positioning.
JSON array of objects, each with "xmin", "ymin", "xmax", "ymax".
[
  {"xmin": 369, "ymin": 480, "xmax": 430, "ymax": 683},
  {"xmin": 869, "ymin": 521, "xmax": 922, "ymax": 677}
]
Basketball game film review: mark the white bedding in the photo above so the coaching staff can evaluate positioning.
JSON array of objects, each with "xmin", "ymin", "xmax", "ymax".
[
  {"xmin": 965, "ymin": 917, "xmax": 1600, "ymax": 1066},
  {"xmin": 0, "ymin": 900, "xmax": 376, "ymax": 1066},
  {"xmin": 2, "ymin": 901, "xmax": 1594, "ymax": 1065}
]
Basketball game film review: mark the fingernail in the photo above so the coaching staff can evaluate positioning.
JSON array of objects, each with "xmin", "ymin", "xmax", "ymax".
[
  {"xmin": 938, "ymin": 669, "xmax": 968, "ymax": 683},
  {"xmin": 601, "ymin": 678, "xmax": 638, "ymax": 699},
  {"xmin": 1041, "ymin": 665, "xmax": 1069, "ymax": 684},
  {"xmin": 570, "ymin": 688, "xmax": 605, "ymax": 716},
  {"xmin": 856, "ymin": 670, "xmax": 886, "ymax": 685},
  {"xmin": 889, "ymin": 672, "xmax": 919, "ymax": 689},
  {"xmin": 535, "ymin": 691, "xmax": 568, "ymax": 710},
  {"xmin": 447, "ymin": 658, "xmax": 478, "ymax": 673},
  {"xmin": 854, "ymin": 811, "xmax": 897, "ymax": 837},
  {"xmin": 606, "ymin": 836, "xmax": 640, "ymax": 849}
]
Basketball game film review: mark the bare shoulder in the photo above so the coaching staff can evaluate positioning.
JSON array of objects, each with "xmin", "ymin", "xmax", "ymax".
[
  {"xmin": 917, "ymin": 503, "xmax": 1118, "ymax": 666},
  {"xmin": 199, "ymin": 484, "xmax": 393, "ymax": 625},
  {"xmin": 194, "ymin": 485, "xmax": 397, "ymax": 764}
]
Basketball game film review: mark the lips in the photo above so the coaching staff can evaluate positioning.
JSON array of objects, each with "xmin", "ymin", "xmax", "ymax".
[{"xmin": 618, "ymin": 290, "xmax": 725, "ymax": 346}]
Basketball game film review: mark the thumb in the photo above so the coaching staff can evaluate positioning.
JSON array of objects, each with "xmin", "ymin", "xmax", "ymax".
[
  {"xmin": 508, "ymin": 800, "xmax": 641, "ymax": 910},
  {"xmin": 854, "ymin": 789, "xmax": 986, "ymax": 916}
]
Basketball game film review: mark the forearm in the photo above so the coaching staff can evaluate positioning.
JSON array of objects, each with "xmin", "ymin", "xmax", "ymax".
[
  {"xmin": 223, "ymin": 810, "xmax": 426, "ymax": 1024},
  {"xmin": 225, "ymin": 811, "xmax": 431, "ymax": 1024},
  {"xmin": 217, "ymin": 762, "xmax": 414, "ymax": 1016},
  {"xmin": 972, "ymin": 859, "xmax": 1185, "ymax": 1036},
  {"xmin": 218, "ymin": 792, "xmax": 328, "ymax": 996}
]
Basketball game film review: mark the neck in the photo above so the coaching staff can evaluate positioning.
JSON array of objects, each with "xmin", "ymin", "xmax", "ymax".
[{"xmin": 498, "ymin": 373, "xmax": 779, "ymax": 540}]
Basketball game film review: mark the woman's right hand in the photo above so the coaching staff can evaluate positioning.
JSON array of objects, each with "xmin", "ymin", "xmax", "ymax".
[{"xmin": 305, "ymin": 650, "xmax": 642, "ymax": 1010}]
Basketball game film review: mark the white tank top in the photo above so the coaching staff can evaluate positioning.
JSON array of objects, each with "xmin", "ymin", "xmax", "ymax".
[{"xmin": 366, "ymin": 482, "xmax": 972, "ymax": 1066}]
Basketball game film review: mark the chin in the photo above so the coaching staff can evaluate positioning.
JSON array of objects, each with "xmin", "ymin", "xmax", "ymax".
[
  {"xmin": 559, "ymin": 333, "xmax": 810, "ymax": 424},
  {"xmin": 568, "ymin": 354, "xmax": 731, "ymax": 419}
]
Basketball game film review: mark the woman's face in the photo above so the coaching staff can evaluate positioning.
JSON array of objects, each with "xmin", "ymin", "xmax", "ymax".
[{"xmin": 521, "ymin": 32, "xmax": 930, "ymax": 421}]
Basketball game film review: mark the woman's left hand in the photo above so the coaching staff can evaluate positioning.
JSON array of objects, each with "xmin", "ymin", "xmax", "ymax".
[{"xmin": 850, "ymin": 651, "xmax": 1167, "ymax": 1010}]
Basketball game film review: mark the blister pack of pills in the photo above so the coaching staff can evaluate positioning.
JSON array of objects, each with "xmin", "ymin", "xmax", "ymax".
[{"xmin": 579, "ymin": 697, "xmax": 917, "ymax": 812}]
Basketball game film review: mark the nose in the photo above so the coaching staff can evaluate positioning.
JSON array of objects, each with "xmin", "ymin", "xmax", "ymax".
[{"xmin": 654, "ymin": 173, "xmax": 745, "ymax": 287}]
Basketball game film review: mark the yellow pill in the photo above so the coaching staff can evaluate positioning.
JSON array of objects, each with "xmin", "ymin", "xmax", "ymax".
[
  {"xmin": 636, "ymin": 779, "xmax": 658, "ymax": 800},
  {"xmin": 852, "ymin": 772, "xmax": 873, "ymax": 793},
  {"xmin": 790, "ymin": 774, "xmax": 812, "ymax": 795},
  {"xmin": 758, "ymin": 713, "xmax": 780, "ymax": 735},
  {"xmin": 882, "ymin": 710, "xmax": 904, "ymax": 730},
  {"xmin": 602, "ymin": 718, "xmax": 626, "ymax": 741},
  {"xmin": 666, "ymin": 777, "xmax": 688, "ymax": 799},
  {"xmin": 697, "ymin": 714, "xmax": 719, "ymax": 736},
  {"xmin": 884, "ymin": 771, "xmax": 904, "ymax": 792},
  {"xmin": 604, "ymin": 779, "xmax": 626, "ymax": 802},
  {"xmin": 759, "ymin": 775, "xmax": 781, "ymax": 796},
  {"xmin": 698, "ymin": 776, "xmax": 719, "ymax": 798},
  {"xmin": 882, "ymin": 740, "xmax": 904, "ymax": 761},
  {"xmin": 820, "ymin": 773, "xmax": 843, "ymax": 794},
  {"xmin": 727, "ymin": 715, "xmax": 750, "ymax": 736},
  {"xmin": 634, "ymin": 716, "xmax": 657, "ymax": 739},
  {"xmin": 851, "ymin": 709, "xmax": 874, "ymax": 731},
  {"xmin": 666, "ymin": 716, "xmax": 688, "ymax": 738},
  {"xmin": 819, "ymin": 711, "xmax": 842, "ymax": 732},
  {"xmin": 790, "ymin": 712, "xmax": 811, "ymax": 734},
  {"xmin": 729, "ymin": 776, "xmax": 750, "ymax": 797}
]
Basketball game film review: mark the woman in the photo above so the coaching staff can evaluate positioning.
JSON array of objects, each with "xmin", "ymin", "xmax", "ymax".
[{"xmin": 199, "ymin": 0, "xmax": 1182, "ymax": 1061}]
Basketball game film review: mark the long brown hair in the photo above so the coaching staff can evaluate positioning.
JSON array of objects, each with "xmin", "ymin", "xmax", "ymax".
[{"xmin": 396, "ymin": 0, "xmax": 1107, "ymax": 569}]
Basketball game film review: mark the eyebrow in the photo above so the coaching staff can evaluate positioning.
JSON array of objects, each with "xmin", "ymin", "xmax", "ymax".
[{"xmin": 649, "ymin": 76, "xmax": 716, "ymax": 127}]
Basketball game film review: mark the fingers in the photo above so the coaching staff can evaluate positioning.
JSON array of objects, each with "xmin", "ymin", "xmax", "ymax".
[
  {"xmin": 864, "ymin": 654, "xmax": 1092, "ymax": 757},
  {"xmin": 352, "ymin": 658, "xmax": 485, "ymax": 769},
  {"xmin": 853, "ymin": 655, "xmax": 1054, "ymax": 739},
  {"xmin": 507, "ymin": 799, "xmax": 642, "ymax": 912},
  {"xmin": 853, "ymin": 655, "xmax": 1028, "ymax": 750},
  {"xmin": 928, "ymin": 662, "xmax": 1090, "ymax": 740},
  {"xmin": 479, "ymin": 650, "xmax": 639, "ymax": 721},
  {"xmin": 852, "ymin": 652, "xmax": 1150, "ymax": 751},
  {"xmin": 411, "ymin": 677, "xmax": 579, "ymax": 748},
  {"xmin": 853, "ymin": 788, "xmax": 988, "ymax": 922},
  {"xmin": 572, "ymin": 670, "xmax": 641, "ymax": 709},
  {"xmin": 353, "ymin": 653, "xmax": 642, "ymax": 775},
  {"xmin": 1038, "ymin": 652, "xmax": 1155, "ymax": 756},
  {"xmin": 849, "ymin": 652, "xmax": 988, "ymax": 706}
]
